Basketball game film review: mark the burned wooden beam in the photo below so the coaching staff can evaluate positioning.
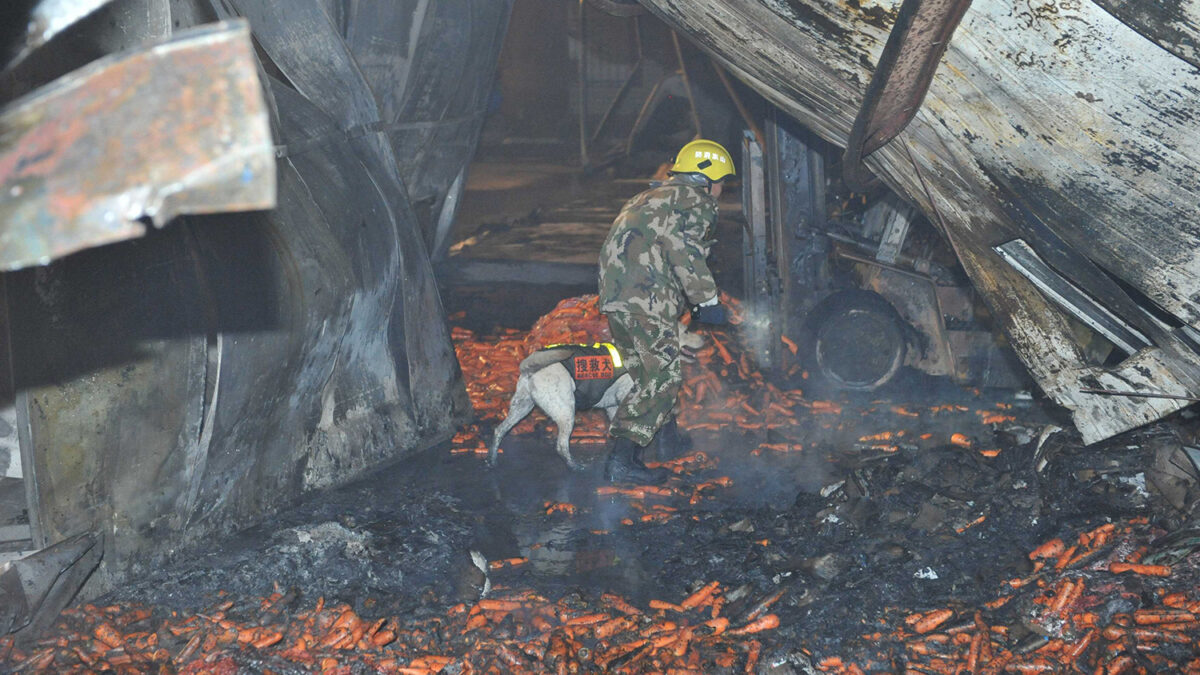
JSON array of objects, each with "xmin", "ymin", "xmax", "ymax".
[
  {"xmin": 0, "ymin": 19, "xmax": 275, "ymax": 271},
  {"xmin": 842, "ymin": 0, "xmax": 973, "ymax": 188}
]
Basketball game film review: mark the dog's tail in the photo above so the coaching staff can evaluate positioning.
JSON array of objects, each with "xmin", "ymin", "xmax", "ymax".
[{"xmin": 518, "ymin": 348, "xmax": 574, "ymax": 375}]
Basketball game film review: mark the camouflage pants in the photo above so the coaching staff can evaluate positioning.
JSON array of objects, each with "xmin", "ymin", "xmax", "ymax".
[{"xmin": 606, "ymin": 312, "xmax": 681, "ymax": 447}]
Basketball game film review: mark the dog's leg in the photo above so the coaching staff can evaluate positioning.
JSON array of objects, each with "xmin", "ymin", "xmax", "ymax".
[
  {"xmin": 531, "ymin": 365, "xmax": 583, "ymax": 470},
  {"xmin": 489, "ymin": 374, "xmax": 535, "ymax": 466}
]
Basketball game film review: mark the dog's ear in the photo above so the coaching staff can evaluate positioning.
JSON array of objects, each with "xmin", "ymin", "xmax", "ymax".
[{"xmin": 678, "ymin": 325, "xmax": 706, "ymax": 351}]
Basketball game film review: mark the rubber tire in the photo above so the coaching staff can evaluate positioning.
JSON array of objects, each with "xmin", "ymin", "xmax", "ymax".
[{"xmin": 803, "ymin": 290, "xmax": 907, "ymax": 392}]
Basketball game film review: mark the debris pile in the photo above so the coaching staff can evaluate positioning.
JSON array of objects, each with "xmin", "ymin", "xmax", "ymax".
[
  {"xmin": 817, "ymin": 519, "xmax": 1200, "ymax": 674},
  {"xmin": 0, "ymin": 579, "xmax": 785, "ymax": 673}
]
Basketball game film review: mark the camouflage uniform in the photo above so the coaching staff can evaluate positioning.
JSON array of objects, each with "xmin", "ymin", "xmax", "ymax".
[{"xmin": 598, "ymin": 177, "xmax": 719, "ymax": 445}]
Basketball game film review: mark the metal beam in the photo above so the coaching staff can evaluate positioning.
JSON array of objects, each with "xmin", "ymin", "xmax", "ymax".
[
  {"xmin": 995, "ymin": 239, "xmax": 1151, "ymax": 355},
  {"xmin": 741, "ymin": 131, "xmax": 773, "ymax": 366},
  {"xmin": 437, "ymin": 259, "xmax": 598, "ymax": 287}
]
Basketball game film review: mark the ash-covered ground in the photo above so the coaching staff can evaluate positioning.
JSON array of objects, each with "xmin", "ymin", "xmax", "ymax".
[{"xmin": 70, "ymin": 283, "xmax": 1200, "ymax": 674}]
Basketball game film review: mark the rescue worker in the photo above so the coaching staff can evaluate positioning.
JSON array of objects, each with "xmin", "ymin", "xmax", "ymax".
[{"xmin": 598, "ymin": 139, "xmax": 734, "ymax": 484}]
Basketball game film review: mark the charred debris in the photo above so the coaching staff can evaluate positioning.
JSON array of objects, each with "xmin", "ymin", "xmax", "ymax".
[{"xmin": 4, "ymin": 290, "xmax": 1200, "ymax": 673}]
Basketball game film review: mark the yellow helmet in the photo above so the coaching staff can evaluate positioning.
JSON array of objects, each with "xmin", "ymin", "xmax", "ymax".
[{"xmin": 670, "ymin": 139, "xmax": 736, "ymax": 182}]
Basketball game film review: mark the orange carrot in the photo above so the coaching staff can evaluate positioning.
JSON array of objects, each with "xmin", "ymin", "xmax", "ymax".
[
  {"xmin": 710, "ymin": 336, "xmax": 733, "ymax": 365},
  {"xmin": 1029, "ymin": 538, "xmax": 1065, "ymax": 560},
  {"xmin": 650, "ymin": 599, "xmax": 686, "ymax": 613},
  {"xmin": 93, "ymin": 622, "xmax": 124, "ymax": 649},
  {"xmin": 966, "ymin": 630, "xmax": 982, "ymax": 673},
  {"xmin": 565, "ymin": 613, "xmax": 607, "ymax": 626},
  {"xmin": 594, "ymin": 616, "xmax": 635, "ymax": 640},
  {"xmin": 1049, "ymin": 579, "xmax": 1076, "ymax": 613},
  {"xmin": 252, "ymin": 631, "xmax": 283, "ymax": 649},
  {"xmin": 914, "ymin": 609, "xmax": 954, "ymax": 634},
  {"xmin": 985, "ymin": 596, "xmax": 1013, "ymax": 610},
  {"xmin": 1053, "ymin": 544, "xmax": 1079, "ymax": 570},
  {"xmin": 727, "ymin": 613, "xmax": 780, "ymax": 635},
  {"xmin": 1109, "ymin": 562, "xmax": 1171, "ymax": 576},
  {"xmin": 1161, "ymin": 593, "xmax": 1189, "ymax": 608},
  {"xmin": 602, "ymin": 593, "xmax": 643, "ymax": 616},
  {"xmin": 1133, "ymin": 609, "xmax": 1195, "ymax": 624},
  {"xmin": 464, "ymin": 613, "xmax": 487, "ymax": 632},
  {"xmin": 780, "ymin": 335, "xmax": 799, "ymax": 355},
  {"xmin": 680, "ymin": 581, "xmax": 720, "ymax": 609},
  {"xmin": 371, "ymin": 629, "xmax": 396, "ymax": 646},
  {"xmin": 702, "ymin": 617, "xmax": 729, "ymax": 636},
  {"xmin": 478, "ymin": 599, "xmax": 527, "ymax": 612}
]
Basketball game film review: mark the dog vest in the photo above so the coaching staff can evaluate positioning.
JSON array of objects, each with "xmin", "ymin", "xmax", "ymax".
[{"xmin": 538, "ymin": 342, "xmax": 626, "ymax": 409}]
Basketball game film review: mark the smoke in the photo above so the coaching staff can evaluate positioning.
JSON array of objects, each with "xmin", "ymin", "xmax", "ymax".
[{"xmin": 732, "ymin": 302, "xmax": 776, "ymax": 368}]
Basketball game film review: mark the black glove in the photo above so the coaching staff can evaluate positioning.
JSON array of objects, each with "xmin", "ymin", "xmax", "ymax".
[{"xmin": 692, "ymin": 302, "xmax": 728, "ymax": 325}]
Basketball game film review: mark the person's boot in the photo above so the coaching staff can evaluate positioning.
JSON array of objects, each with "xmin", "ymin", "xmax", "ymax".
[
  {"xmin": 605, "ymin": 436, "xmax": 668, "ymax": 484},
  {"xmin": 655, "ymin": 417, "xmax": 693, "ymax": 461}
]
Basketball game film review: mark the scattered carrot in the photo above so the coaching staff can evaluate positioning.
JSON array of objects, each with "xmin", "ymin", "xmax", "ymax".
[
  {"xmin": 93, "ymin": 622, "xmax": 124, "ymax": 649},
  {"xmin": 1029, "ymin": 538, "xmax": 1066, "ymax": 560},
  {"xmin": 1109, "ymin": 562, "xmax": 1171, "ymax": 576},
  {"xmin": 681, "ymin": 581, "xmax": 720, "ymax": 609},
  {"xmin": 650, "ymin": 599, "xmax": 687, "ymax": 613},
  {"xmin": 780, "ymin": 335, "xmax": 799, "ymax": 354},
  {"xmin": 477, "ymin": 599, "xmax": 527, "ymax": 612},
  {"xmin": 727, "ymin": 613, "xmax": 780, "ymax": 635},
  {"xmin": 564, "ymin": 612, "xmax": 607, "ymax": 626},
  {"xmin": 913, "ymin": 609, "xmax": 955, "ymax": 634}
]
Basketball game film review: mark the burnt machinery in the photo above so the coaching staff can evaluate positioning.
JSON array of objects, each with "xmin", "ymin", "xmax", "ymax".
[{"xmin": 740, "ymin": 116, "xmax": 1027, "ymax": 394}]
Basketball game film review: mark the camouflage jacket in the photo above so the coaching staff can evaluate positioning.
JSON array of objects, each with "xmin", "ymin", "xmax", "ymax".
[{"xmin": 598, "ymin": 178, "xmax": 719, "ymax": 322}]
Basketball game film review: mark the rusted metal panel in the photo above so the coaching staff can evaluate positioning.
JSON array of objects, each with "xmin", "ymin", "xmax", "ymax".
[
  {"xmin": 0, "ymin": 20, "xmax": 275, "ymax": 271},
  {"xmin": 643, "ymin": 0, "xmax": 1200, "ymax": 442}
]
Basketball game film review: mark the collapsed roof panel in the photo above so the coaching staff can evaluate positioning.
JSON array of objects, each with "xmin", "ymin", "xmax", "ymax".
[
  {"xmin": 641, "ymin": 0, "xmax": 1200, "ymax": 443},
  {"xmin": 3, "ymin": 0, "xmax": 509, "ymax": 594}
]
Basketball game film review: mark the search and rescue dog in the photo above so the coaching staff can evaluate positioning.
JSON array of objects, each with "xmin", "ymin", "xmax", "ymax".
[{"xmin": 489, "ymin": 326, "xmax": 703, "ymax": 470}]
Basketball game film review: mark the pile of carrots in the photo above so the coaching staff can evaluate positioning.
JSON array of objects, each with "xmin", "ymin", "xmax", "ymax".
[
  {"xmin": 449, "ymin": 293, "xmax": 805, "ymax": 457},
  {"xmin": 449, "ymin": 297, "xmax": 616, "ymax": 456},
  {"xmin": 450, "ymin": 293, "xmax": 1024, "ymax": 461},
  {"xmin": 522, "ymin": 295, "xmax": 612, "ymax": 354},
  {"xmin": 816, "ymin": 519, "xmax": 1200, "ymax": 674},
  {"xmin": 0, "ymin": 580, "xmax": 783, "ymax": 673}
]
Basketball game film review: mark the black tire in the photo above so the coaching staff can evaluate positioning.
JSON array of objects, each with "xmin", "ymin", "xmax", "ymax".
[{"xmin": 803, "ymin": 290, "xmax": 907, "ymax": 391}]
